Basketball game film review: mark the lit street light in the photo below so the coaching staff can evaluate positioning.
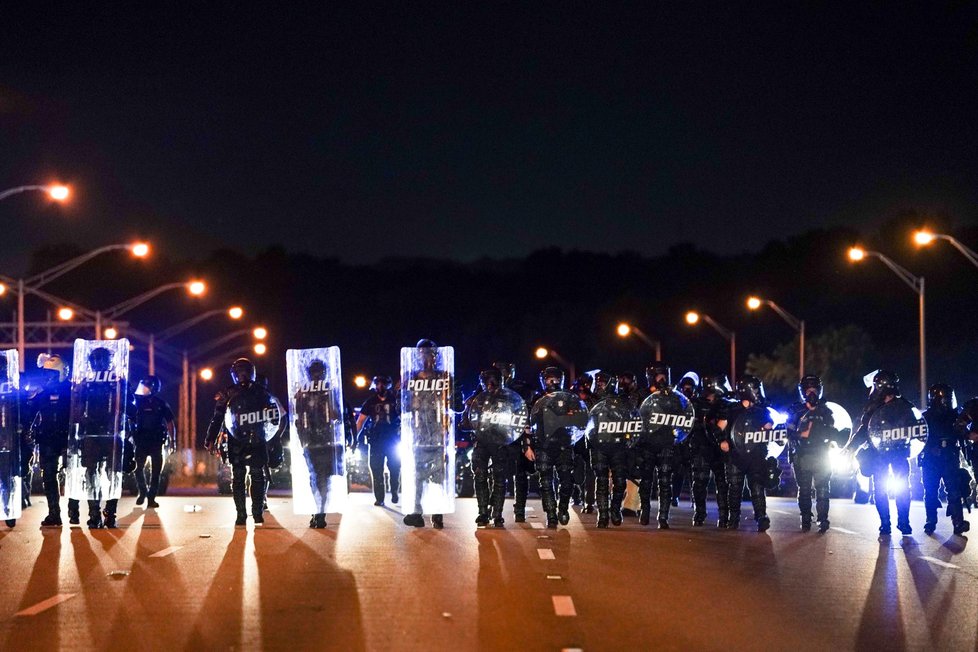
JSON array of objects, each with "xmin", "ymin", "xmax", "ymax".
[
  {"xmin": 200, "ymin": 368, "xmax": 214, "ymax": 381},
  {"xmin": 354, "ymin": 375, "xmax": 368, "ymax": 388},
  {"xmin": 685, "ymin": 311, "xmax": 736, "ymax": 383},
  {"xmin": 913, "ymin": 229, "xmax": 978, "ymax": 268},
  {"xmin": 57, "ymin": 307, "xmax": 74, "ymax": 321},
  {"xmin": 253, "ymin": 327, "xmax": 268, "ymax": 340},
  {"xmin": 848, "ymin": 246, "xmax": 926, "ymax": 405},
  {"xmin": 534, "ymin": 346, "xmax": 576, "ymax": 381},
  {"xmin": 103, "ymin": 327, "xmax": 119, "ymax": 340},
  {"xmin": 228, "ymin": 306, "xmax": 244, "ymax": 320},
  {"xmin": 746, "ymin": 296, "xmax": 806, "ymax": 379},
  {"xmin": 254, "ymin": 342, "xmax": 267, "ymax": 355},
  {"xmin": 0, "ymin": 184, "xmax": 71, "ymax": 202},
  {"xmin": 615, "ymin": 321, "xmax": 662, "ymax": 361}
]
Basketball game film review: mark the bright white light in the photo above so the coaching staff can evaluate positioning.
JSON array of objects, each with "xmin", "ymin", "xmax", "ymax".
[
  {"xmin": 254, "ymin": 343, "xmax": 267, "ymax": 355},
  {"xmin": 354, "ymin": 375, "xmax": 367, "ymax": 388},
  {"xmin": 885, "ymin": 473, "xmax": 905, "ymax": 495},
  {"xmin": 228, "ymin": 306, "xmax": 244, "ymax": 320},
  {"xmin": 848, "ymin": 247, "xmax": 866, "ymax": 262},
  {"xmin": 188, "ymin": 281, "xmax": 206, "ymax": 296},
  {"xmin": 685, "ymin": 311, "xmax": 700, "ymax": 325},
  {"xmin": 103, "ymin": 327, "xmax": 118, "ymax": 340},
  {"xmin": 767, "ymin": 407, "xmax": 789, "ymax": 426},
  {"xmin": 829, "ymin": 446, "xmax": 852, "ymax": 474},
  {"xmin": 57, "ymin": 307, "xmax": 74, "ymax": 321},
  {"xmin": 913, "ymin": 230, "xmax": 936, "ymax": 246},
  {"xmin": 199, "ymin": 368, "xmax": 214, "ymax": 381},
  {"xmin": 253, "ymin": 327, "xmax": 268, "ymax": 340},
  {"xmin": 616, "ymin": 323, "xmax": 631, "ymax": 337},
  {"xmin": 534, "ymin": 347, "xmax": 548, "ymax": 359},
  {"xmin": 47, "ymin": 185, "xmax": 70, "ymax": 201},
  {"xmin": 746, "ymin": 296, "xmax": 762, "ymax": 310},
  {"xmin": 131, "ymin": 242, "xmax": 150, "ymax": 257}
]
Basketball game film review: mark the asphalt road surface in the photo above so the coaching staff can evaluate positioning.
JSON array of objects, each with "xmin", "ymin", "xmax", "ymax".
[{"xmin": 0, "ymin": 492, "xmax": 975, "ymax": 651}]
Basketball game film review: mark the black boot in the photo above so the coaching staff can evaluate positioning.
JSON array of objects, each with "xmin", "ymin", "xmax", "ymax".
[
  {"xmin": 87, "ymin": 501, "xmax": 103, "ymax": 529},
  {"xmin": 557, "ymin": 496, "xmax": 570, "ymax": 526},
  {"xmin": 403, "ymin": 513, "xmax": 425, "ymax": 527},
  {"xmin": 147, "ymin": 493, "xmax": 160, "ymax": 509},
  {"xmin": 431, "ymin": 514, "xmax": 444, "ymax": 529},
  {"xmin": 727, "ymin": 512, "xmax": 740, "ymax": 530},
  {"xmin": 953, "ymin": 520, "xmax": 970, "ymax": 536},
  {"xmin": 68, "ymin": 499, "xmax": 80, "ymax": 525},
  {"xmin": 234, "ymin": 493, "xmax": 247, "ymax": 526},
  {"xmin": 639, "ymin": 499, "xmax": 651, "ymax": 526},
  {"xmin": 103, "ymin": 499, "xmax": 118, "ymax": 529},
  {"xmin": 41, "ymin": 512, "xmax": 62, "ymax": 527}
]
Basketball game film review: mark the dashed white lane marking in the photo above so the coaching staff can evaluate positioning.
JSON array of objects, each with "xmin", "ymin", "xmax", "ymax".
[
  {"xmin": 546, "ymin": 575, "xmax": 562, "ymax": 580},
  {"xmin": 537, "ymin": 548, "xmax": 556, "ymax": 560},
  {"xmin": 561, "ymin": 648, "xmax": 583, "ymax": 652},
  {"xmin": 552, "ymin": 595, "xmax": 577, "ymax": 616},
  {"xmin": 16, "ymin": 593, "xmax": 77, "ymax": 616},
  {"xmin": 831, "ymin": 527, "xmax": 858, "ymax": 534},
  {"xmin": 530, "ymin": 522, "xmax": 544, "ymax": 529},
  {"xmin": 149, "ymin": 546, "xmax": 183, "ymax": 558},
  {"xmin": 770, "ymin": 510, "xmax": 791, "ymax": 515},
  {"xmin": 921, "ymin": 556, "xmax": 959, "ymax": 569}
]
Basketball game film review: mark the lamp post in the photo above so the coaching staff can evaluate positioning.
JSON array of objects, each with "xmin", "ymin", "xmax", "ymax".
[
  {"xmin": 534, "ymin": 346, "xmax": 576, "ymax": 382},
  {"xmin": 685, "ymin": 311, "xmax": 736, "ymax": 384},
  {"xmin": 746, "ymin": 296, "xmax": 806, "ymax": 379},
  {"xmin": 913, "ymin": 230, "xmax": 978, "ymax": 269},
  {"xmin": 0, "ymin": 184, "xmax": 71, "ymax": 202},
  {"xmin": 848, "ymin": 247, "xmax": 926, "ymax": 406},
  {"xmin": 615, "ymin": 322, "xmax": 662, "ymax": 361}
]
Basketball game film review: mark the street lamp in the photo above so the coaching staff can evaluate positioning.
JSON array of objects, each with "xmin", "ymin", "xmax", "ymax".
[
  {"xmin": 253, "ymin": 327, "xmax": 268, "ymax": 340},
  {"xmin": 254, "ymin": 343, "xmax": 267, "ymax": 355},
  {"xmin": 101, "ymin": 280, "xmax": 207, "ymax": 322},
  {"xmin": 615, "ymin": 321, "xmax": 662, "ymax": 361},
  {"xmin": 354, "ymin": 375, "xmax": 368, "ymax": 388},
  {"xmin": 103, "ymin": 327, "xmax": 119, "ymax": 340},
  {"xmin": 0, "ymin": 184, "xmax": 71, "ymax": 202},
  {"xmin": 913, "ymin": 229, "xmax": 978, "ymax": 268},
  {"xmin": 57, "ymin": 307, "xmax": 74, "ymax": 321},
  {"xmin": 746, "ymin": 296, "xmax": 806, "ymax": 379},
  {"xmin": 848, "ymin": 247, "xmax": 926, "ymax": 405},
  {"xmin": 685, "ymin": 310, "xmax": 737, "ymax": 383},
  {"xmin": 200, "ymin": 368, "xmax": 214, "ymax": 381},
  {"xmin": 534, "ymin": 346, "xmax": 575, "ymax": 381}
]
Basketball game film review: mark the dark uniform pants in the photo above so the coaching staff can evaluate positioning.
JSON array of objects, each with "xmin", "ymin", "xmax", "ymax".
[
  {"xmin": 690, "ymin": 445, "xmax": 728, "ymax": 523},
  {"xmin": 793, "ymin": 448, "xmax": 831, "ymax": 524},
  {"xmin": 869, "ymin": 448, "xmax": 911, "ymax": 528},
  {"xmin": 304, "ymin": 447, "xmax": 336, "ymax": 513},
  {"xmin": 134, "ymin": 441, "xmax": 164, "ymax": 499},
  {"xmin": 638, "ymin": 442, "xmax": 675, "ymax": 522},
  {"xmin": 572, "ymin": 438, "xmax": 595, "ymax": 507},
  {"xmin": 725, "ymin": 450, "xmax": 768, "ymax": 523},
  {"xmin": 922, "ymin": 449, "xmax": 965, "ymax": 527},
  {"xmin": 472, "ymin": 441, "xmax": 514, "ymax": 517},
  {"xmin": 536, "ymin": 443, "xmax": 574, "ymax": 516},
  {"xmin": 368, "ymin": 437, "xmax": 401, "ymax": 504},
  {"xmin": 590, "ymin": 442, "xmax": 628, "ymax": 515}
]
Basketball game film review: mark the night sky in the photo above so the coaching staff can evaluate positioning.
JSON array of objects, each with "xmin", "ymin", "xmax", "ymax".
[{"xmin": 2, "ymin": 4, "xmax": 976, "ymax": 274}]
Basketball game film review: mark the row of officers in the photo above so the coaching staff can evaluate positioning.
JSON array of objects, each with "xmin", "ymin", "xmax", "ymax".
[
  {"xmin": 4, "ymin": 337, "xmax": 977, "ymax": 538},
  {"xmin": 357, "ymin": 359, "xmax": 978, "ymax": 536}
]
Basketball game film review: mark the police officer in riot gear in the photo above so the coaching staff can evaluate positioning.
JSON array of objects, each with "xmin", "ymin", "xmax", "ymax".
[
  {"xmin": 787, "ymin": 375, "xmax": 835, "ymax": 532},
  {"xmin": 127, "ymin": 375, "xmax": 175, "ymax": 509},
  {"xmin": 402, "ymin": 339, "xmax": 455, "ymax": 529},
  {"xmin": 846, "ymin": 370, "xmax": 916, "ymax": 536},
  {"xmin": 717, "ymin": 375, "xmax": 773, "ymax": 532},
  {"xmin": 955, "ymin": 399, "xmax": 978, "ymax": 494},
  {"xmin": 73, "ymin": 347, "xmax": 126, "ymax": 528},
  {"xmin": 689, "ymin": 374, "xmax": 733, "ymax": 527},
  {"xmin": 462, "ymin": 368, "xmax": 519, "ymax": 527},
  {"xmin": 493, "ymin": 361, "xmax": 536, "ymax": 523},
  {"xmin": 30, "ymin": 354, "xmax": 77, "ymax": 526},
  {"xmin": 293, "ymin": 359, "xmax": 339, "ymax": 528},
  {"xmin": 592, "ymin": 372, "xmax": 612, "ymax": 400},
  {"xmin": 570, "ymin": 373, "xmax": 596, "ymax": 513},
  {"xmin": 636, "ymin": 363, "xmax": 679, "ymax": 528},
  {"xmin": 671, "ymin": 373, "xmax": 699, "ymax": 508},
  {"xmin": 0, "ymin": 353, "xmax": 21, "ymax": 526},
  {"xmin": 589, "ymin": 376, "xmax": 636, "ymax": 528},
  {"xmin": 205, "ymin": 358, "xmax": 285, "ymax": 526},
  {"xmin": 355, "ymin": 375, "xmax": 400, "ymax": 506},
  {"xmin": 527, "ymin": 366, "xmax": 585, "ymax": 529},
  {"xmin": 921, "ymin": 383, "xmax": 970, "ymax": 535}
]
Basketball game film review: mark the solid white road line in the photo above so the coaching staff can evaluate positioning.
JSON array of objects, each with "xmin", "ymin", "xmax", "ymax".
[
  {"xmin": 149, "ymin": 546, "xmax": 183, "ymax": 558},
  {"xmin": 920, "ymin": 556, "xmax": 959, "ymax": 569},
  {"xmin": 16, "ymin": 593, "xmax": 77, "ymax": 616}
]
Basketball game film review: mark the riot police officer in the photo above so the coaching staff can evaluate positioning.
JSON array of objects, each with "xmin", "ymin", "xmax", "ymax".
[
  {"xmin": 636, "ymin": 363, "xmax": 684, "ymax": 528},
  {"xmin": 846, "ymin": 370, "xmax": 917, "ymax": 536},
  {"xmin": 570, "ymin": 373, "xmax": 596, "ymax": 513},
  {"xmin": 689, "ymin": 374, "xmax": 733, "ymax": 527},
  {"xmin": 921, "ymin": 383, "xmax": 970, "ymax": 535},
  {"xmin": 30, "ymin": 354, "xmax": 76, "ymax": 526},
  {"xmin": 592, "ymin": 372, "xmax": 612, "ymax": 400},
  {"xmin": 462, "ymin": 368, "xmax": 521, "ymax": 527},
  {"xmin": 670, "ymin": 373, "xmax": 699, "ymax": 508},
  {"xmin": 0, "ymin": 352, "xmax": 22, "ymax": 527},
  {"xmin": 355, "ymin": 375, "xmax": 400, "ymax": 507},
  {"xmin": 527, "ymin": 367, "xmax": 587, "ymax": 529},
  {"xmin": 493, "ymin": 361, "xmax": 536, "ymax": 523},
  {"xmin": 205, "ymin": 358, "xmax": 285, "ymax": 526},
  {"xmin": 127, "ymin": 375, "xmax": 175, "ymax": 509},
  {"xmin": 717, "ymin": 375, "xmax": 773, "ymax": 532},
  {"xmin": 787, "ymin": 375, "xmax": 835, "ymax": 532},
  {"xmin": 588, "ymin": 376, "xmax": 637, "ymax": 528},
  {"xmin": 293, "ymin": 359, "xmax": 341, "ymax": 528}
]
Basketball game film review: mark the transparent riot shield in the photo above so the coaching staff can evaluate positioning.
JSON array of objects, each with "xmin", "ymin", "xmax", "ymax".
[
  {"xmin": 639, "ymin": 390, "xmax": 696, "ymax": 447},
  {"xmin": 286, "ymin": 347, "xmax": 347, "ymax": 515},
  {"xmin": 400, "ymin": 345, "xmax": 455, "ymax": 515},
  {"xmin": 530, "ymin": 391, "xmax": 589, "ymax": 448},
  {"xmin": 468, "ymin": 388, "xmax": 526, "ymax": 446},
  {"xmin": 66, "ymin": 339, "xmax": 129, "ymax": 502},
  {"xmin": 729, "ymin": 405, "xmax": 788, "ymax": 459},
  {"xmin": 868, "ymin": 398, "xmax": 927, "ymax": 453},
  {"xmin": 0, "ymin": 350, "xmax": 21, "ymax": 521},
  {"xmin": 586, "ymin": 395, "xmax": 642, "ymax": 446},
  {"xmin": 224, "ymin": 388, "xmax": 286, "ymax": 442}
]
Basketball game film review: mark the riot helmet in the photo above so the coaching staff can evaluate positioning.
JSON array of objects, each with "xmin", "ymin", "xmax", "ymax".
[
  {"xmin": 870, "ymin": 370, "xmax": 900, "ymax": 401},
  {"xmin": 307, "ymin": 359, "xmax": 327, "ymax": 382},
  {"xmin": 617, "ymin": 372, "xmax": 637, "ymax": 396},
  {"xmin": 37, "ymin": 353, "xmax": 68, "ymax": 383},
  {"xmin": 677, "ymin": 375, "xmax": 698, "ymax": 400},
  {"xmin": 700, "ymin": 373, "xmax": 732, "ymax": 400},
  {"xmin": 797, "ymin": 374, "xmax": 823, "ymax": 404},
  {"xmin": 645, "ymin": 363, "xmax": 671, "ymax": 391},
  {"xmin": 416, "ymin": 338, "xmax": 438, "ymax": 369},
  {"xmin": 370, "ymin": 375, "xmax": 392, "ymax": 395},
  {"xmin": 539, "ymin": 366, "xmax": 565, "ymax": 392},
  {"xmin": 479, "ymin": 367, "xmax": 502, "ymax": 392},
  {"xmin": 136, "ymin": 375, "xmax": 161, "ymax": 396},
  {"xmin": 593, "ymin": 371, "xmax": 611, "ymax": 394},
  {"xmin": 492, "ymin": 361, "xmax": 516, "ymax": 386},
  {"xmin": 88, "ymin": 347, "xmax": 113, "ymax": 372},
  {"xmin": 736, "ymin": 375, "xmax": 766, "ymax": 405},
  {"xmin": 927, "ymin": 383, "xmax": 956, "ymax": 411},
  {"xmin": 573, "ymin": 373, "xmax": 593, "ymax": 394},
  {"xmin": 230, "ymin": 358, "xmax": 257, "ymax": 386},
  {"xmin": 256, "ymin": 374, "xmax": 269, "ymax": 390}
]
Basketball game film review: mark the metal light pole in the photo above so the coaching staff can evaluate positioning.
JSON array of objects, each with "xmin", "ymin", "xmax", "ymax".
[
  {"xmin": 0, "ymin": 184, "xmax": 70, "ymax": 202},
  {"xmin": 685, "ymin": 311, "xmax": 736, "ymax": 384},
  {"xmin": 849, "ymin": 247, "xmax": 926, "ymax": 406},
  {"xmin": 914, "ymin": 230, "xmax": 978, "ymax": 268},
  {"xmin": 746, "ymin": 297, "xmax": 805, "ymax": 379},
  {"xmin": 615, "ymin": 323, "xmax": 662, "ymax": 361}
]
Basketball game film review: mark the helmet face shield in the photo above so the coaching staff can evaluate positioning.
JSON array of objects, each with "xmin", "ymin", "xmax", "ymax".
[
  {"xmin": 231, "ymin": 358, "xmax": 257, "ymax": 386},
  {"xmin": 928, "ymin": 383, "xmax": 956, "ymax": 410},
  {"xmin": 798, "ymin": 374, "xmax": 823, "ymax": 403},
  {"xmin": 539, "ymin": 366, "xmax": 565, "ymax": 392},
  {"xmin": 480, "ymin": 368, "xmax": 502, "ymax": 392},
  {"xmin": 736, "ymin": 375, "xmax": 766, "ymax": 404}
]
